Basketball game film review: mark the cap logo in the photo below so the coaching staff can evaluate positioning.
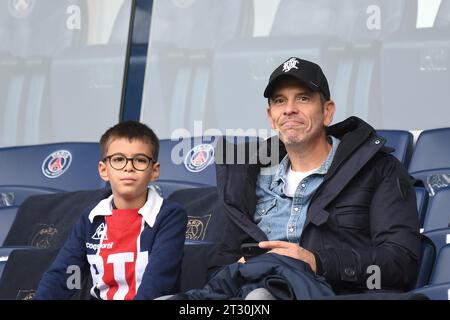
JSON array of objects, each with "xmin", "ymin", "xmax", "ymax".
[{"xmin": 282, "ymin": 58, "xmax": 299, "ymax": 73}]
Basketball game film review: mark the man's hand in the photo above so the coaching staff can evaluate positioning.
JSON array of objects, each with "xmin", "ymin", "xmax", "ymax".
[{"xmin": 259, "ymin": 241, "xmax": 317, "ymax": 273}]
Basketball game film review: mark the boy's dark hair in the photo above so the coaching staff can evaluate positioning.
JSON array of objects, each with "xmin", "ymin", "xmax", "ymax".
[{"xmin": 100, "ymin": 121, "xmax": 160, "ymax": 161}]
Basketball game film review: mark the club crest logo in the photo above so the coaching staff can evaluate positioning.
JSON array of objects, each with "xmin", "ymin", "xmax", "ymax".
[
  {"xmin": 184, "ymin": 144, "xmax": 214, "ymax": 173},
  {"xmin": 42, "ymin": 150, "xmax": 72, "ymax": 178},
  {"xmin": 31, "ymin": 225, "xmax": 58, "ymax": 248},
  {"xmin": 185, "ymin": 215, "xmax": 211, "ymax": 240},
  {"xmin": 8, "ymin": 0, "xmax": 35, "ymax": 18}
]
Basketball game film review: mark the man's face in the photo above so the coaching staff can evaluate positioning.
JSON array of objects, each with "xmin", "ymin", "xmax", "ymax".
[{"xmin": 267, "ymin": 78, "xmax": 335, "ymax": 146}]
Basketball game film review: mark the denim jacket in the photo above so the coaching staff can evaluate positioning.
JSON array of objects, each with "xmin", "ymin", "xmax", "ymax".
[{"xmin": 254, "ymin": 136, "xmax": 340, "ymax": 242}]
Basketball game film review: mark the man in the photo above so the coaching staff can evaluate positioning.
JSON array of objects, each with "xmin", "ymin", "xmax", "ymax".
[
  {"xmin": 205, "ymin": 57, "xmax": 421, "ymax": 299},
  {"xmin": 165, "ymin": 57, "xmax": 420, "ymax": 300}
]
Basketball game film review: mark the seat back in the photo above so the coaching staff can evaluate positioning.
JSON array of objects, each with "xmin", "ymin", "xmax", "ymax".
[
  {"xmin": 430, "ymin": 244, "xmax": 450, "ymax": 285},
  {"xmin": 422, "ymin": 228, "xmax": 450, "ymax": 257},
  {"xmin": 376, "ymin": 130, "xmax": 413, "ymax": 167},
  {"xmin": 168, "ymin": 186, "xmax": 226, "ymax": 291},
  {"xmin": 423, "ymin": 186, "xmax": 450, "ymax": 232},
  {"xmin": 0, "ymin": 206, "xmax": 19, "ymax": 245},
  {"xmin": 415, "ymin": 187, "xmax": 429, "ymax": 227},
  {"xmin": 154, "ymin": 136, "xmax": 259, "ymax": 198},
  {"xmin": 0, "ymin": 143, "xmax": 106, "ymax": 204},
  {"xmin": 408, "ymin": 128, "xmax": 450, "ymax": 188},
  {"xmin": 3, "ymin": 189, "xmax": 111, "ymax": 248},
  {"xmin": 409, "ymin": 234, "xmax": 436, "ymax": 290}
]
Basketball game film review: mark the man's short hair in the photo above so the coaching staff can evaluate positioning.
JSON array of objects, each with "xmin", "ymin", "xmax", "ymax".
[{"xmin": 100, "ymin": 121, "xmax": 160, "ymax": 161}]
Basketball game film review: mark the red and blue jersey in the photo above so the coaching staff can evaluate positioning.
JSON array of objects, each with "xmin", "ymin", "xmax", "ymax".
[{"xmin": 35, "ymin": 187, "xmax": 187, "ymax": 300}]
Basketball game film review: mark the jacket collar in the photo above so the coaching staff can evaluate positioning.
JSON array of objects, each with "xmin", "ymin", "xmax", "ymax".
[
  {"xmin": 88, "ymin": 185, "xmax": 163, "ymax": 227},
  {"xmin": 270, "ymin": 136, "xmax": 341, "ymax": 190}
]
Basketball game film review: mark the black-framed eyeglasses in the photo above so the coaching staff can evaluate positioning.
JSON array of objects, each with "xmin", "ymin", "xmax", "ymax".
[{"xmin": 103, "ymin": 153, "xmax": 155, "ymax": 171}]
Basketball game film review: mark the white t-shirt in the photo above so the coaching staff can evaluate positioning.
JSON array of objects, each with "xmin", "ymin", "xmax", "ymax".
[{"xmin": 284, "ymin": 165, "xmax": 319, "ymax": 197}]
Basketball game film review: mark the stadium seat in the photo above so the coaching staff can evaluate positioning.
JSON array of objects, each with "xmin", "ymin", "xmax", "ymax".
[
  {"xmin": 153, "ymin": 136, "xmax": 260, "ymax": 198},
  {"xmin": 408, "ymin": 129, "xmax": 450, "ymax": 191},
  {"xmin": 410, "ymin": 235, "xmax": 436, "ymax": 290},
  {"xmin": 152, "ymin": 137, "xmax": 217, "ymax": 198},
  {"xmin": 414, "ymin": 282, "xmax": 450, "ymax": 300},
  {"xmin": 0, "ymin": 206, "xmax": 19, "ymax": 245},
  {"xmin": 422, "ymin": 228, "xmax": 450, "ymax": 255},
  {"xmin": 422, "ymin": 186, "xmax": 450, "ymax": 232},
  {"xmin": 0, "ymin": 143, "xmax": 107, "ymax": 206},
  {"xmin": 0, "ymin": 189, "xmax": 112, "ymax": 298},
  {"xmin": 429, "ymin": 244, "xmax": 450, "ymax": 285},
  {"xmin": 168, "ymin": 186, "xmax": 225, "ymax": 291},
  {"xmin": 376, "ymin": 130, "xmax": 414, "ymax": 167},
  {"xmin": 415, "ymin": 187, "xmax": 429, "ymax": 227}
]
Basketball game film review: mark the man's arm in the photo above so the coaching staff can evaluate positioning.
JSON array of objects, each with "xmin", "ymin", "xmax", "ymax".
[{"xmin": 316, "ymin": 157, "xmax": 421, "ymax": 290}]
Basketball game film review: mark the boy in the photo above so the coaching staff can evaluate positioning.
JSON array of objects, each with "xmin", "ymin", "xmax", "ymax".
[{"xmin": 34, "ymin": 121, "xmax": 188, "ymax": 300}]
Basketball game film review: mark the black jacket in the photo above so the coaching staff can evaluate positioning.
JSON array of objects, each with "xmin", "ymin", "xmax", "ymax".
[
  {"xmin": 209, "ymin": 117, "xmax": 421, "ymax": 294},
  {"xmin": 172, "ymin": 253, "xmax": 334, "ymax": 300}
]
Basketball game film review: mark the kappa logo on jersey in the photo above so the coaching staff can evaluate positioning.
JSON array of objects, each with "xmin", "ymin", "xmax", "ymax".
[
  {"xmin": 8, "ymin": 0, "xmax": 35, "ymax": 18},
  {"xmin": 184, "ymin": 144, "xmax": 214, "ymax": 173},
  {"xmin": 42, "ymin": 150, "xmax": 72, "ymax": 178},
  {"xmin": 92, "ymin": 223, "xmax": 107, "ymax": 240},
  {"xmin": 282, "ymin": 57, "xmax": 299, "ymax": 73}
]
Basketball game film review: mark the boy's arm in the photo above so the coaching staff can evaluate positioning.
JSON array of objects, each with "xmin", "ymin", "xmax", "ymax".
[
  {"xmin": 134, "ymin": 204, "xmax": 187, "ymax": 300},
  {"xmin": 34, "ymin": 214, "xmax": 90, "ymax": 300}
]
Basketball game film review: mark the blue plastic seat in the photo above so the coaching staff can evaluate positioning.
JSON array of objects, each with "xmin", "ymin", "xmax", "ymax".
[
  {"xmin": 422, "ymin": 186, "xmax": 450, "ymax": 232},
  {"xmin": 429, "ymin": 244, "xmax": 450, "ymax": 285},
  {"xmin": 414, "ymin": 282, "xmax": 450, "ymax": 300},
  {"xmin": 415, "ymin": 187, "xmax": 429, "ymax": 227},
  {"xmin": 154, "ymin": 136, "xmax": 259, "ymax": 198},
  {"xmin": 408, "ymin": 128, "xmax": 450, "ymax": 188},
  {"xmin": 376, "ymin": 130, "xmax": 414, "ymax": 167},
  {"xmin": 422, "ymin": 228, "xmax": 450, "ymax": 255},
  {"xmin": 0, "ymin": 142, "xmax": 106, "ymax": 207},
  {"xmin": 0, "ymin": 206, "xmax": 19, "ymax": 245}
]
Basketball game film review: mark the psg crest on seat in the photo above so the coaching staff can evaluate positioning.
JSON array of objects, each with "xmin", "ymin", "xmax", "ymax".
[
  {"xmin": 42, "ymin": 149, "xmax": 72, "ymax": 178},
  {"xmin": 184, "ymin": 144, "xmax": 214, "ymax": 173}
]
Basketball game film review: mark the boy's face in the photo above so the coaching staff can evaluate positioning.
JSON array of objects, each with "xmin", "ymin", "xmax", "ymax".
[{"xmin": 98, "ymin": 138, "xmax": 160, "ymax": 203}]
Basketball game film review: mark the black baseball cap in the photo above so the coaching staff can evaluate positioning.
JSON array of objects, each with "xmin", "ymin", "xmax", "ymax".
[{"xmin": 263, "ymin": 57, "xmax": 330, "ymax": 100}]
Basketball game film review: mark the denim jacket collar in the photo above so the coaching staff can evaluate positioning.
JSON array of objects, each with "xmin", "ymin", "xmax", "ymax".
[{"xmin": 270, "ymin": 136, "xmax": 340, "ymax": 190}]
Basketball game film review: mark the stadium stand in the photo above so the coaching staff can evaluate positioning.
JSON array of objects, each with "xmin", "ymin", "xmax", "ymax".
[
  {"xmin": 143, "ymin": 0, "xmax": 254, "ymax": 131},
  {"xmin": 380, "ymin": 2, "xmax": 450, "ymax": 130},
  {"xmin": 0, "ymin": 188, "xmax": 111, "ymax": 299}
]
